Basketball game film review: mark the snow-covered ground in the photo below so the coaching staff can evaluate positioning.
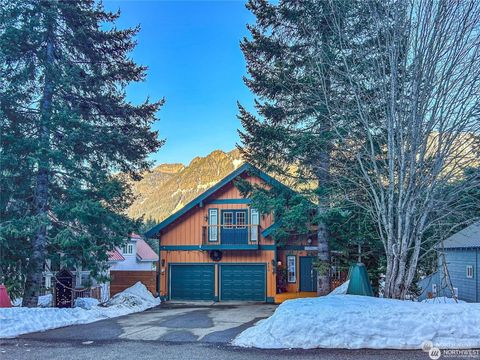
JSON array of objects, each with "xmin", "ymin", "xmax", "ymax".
[
  {"xmin": 0, "ymin": 282, "xmax": 160, "ymax": 338},
  {"xmin": 233, "ymin": 295, "xmax": 480, "ymax": 349},
  {"xmin": 421, "ymin": 296, "xmax": 466, "ymax": 304}
]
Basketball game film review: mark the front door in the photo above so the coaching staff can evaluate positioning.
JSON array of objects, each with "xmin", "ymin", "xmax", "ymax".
[
  {"xmin": 300, "ymin": 256, "xmax": 317, "ymax": 292},
  {"xmin": 221, "ymin": 209, "xmax": 248, "ymax": 244}
]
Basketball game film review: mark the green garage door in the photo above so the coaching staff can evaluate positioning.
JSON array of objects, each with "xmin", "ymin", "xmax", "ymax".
[
  {"xmin": 220, "ymin": 264, "xmax": 266, "ymax": 301},
  {"xmin": 170, "ymin": 264, "xmax": 215, "ymax": 301}
]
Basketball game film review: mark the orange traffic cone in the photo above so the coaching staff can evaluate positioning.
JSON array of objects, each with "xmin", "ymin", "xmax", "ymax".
[{"xmin": 0, "ymin": 284, "xmax": 12, "ymax": 308}]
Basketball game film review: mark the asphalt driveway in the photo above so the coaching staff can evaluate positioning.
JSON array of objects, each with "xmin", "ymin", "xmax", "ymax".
[
  {"xmin": 19, "ymin": 302, "xmax": 277, "ymax": 343},
  {"xmin": 3, "ymin": 302, "xmax": 431, "ymax": 360}
]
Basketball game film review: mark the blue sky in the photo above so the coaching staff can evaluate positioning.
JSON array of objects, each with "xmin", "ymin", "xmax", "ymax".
[{"xmin": 104, "ymin": 0, "xmax": 255, "ymax": 165}]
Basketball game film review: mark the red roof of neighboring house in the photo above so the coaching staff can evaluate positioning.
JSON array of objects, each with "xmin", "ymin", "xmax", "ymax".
[
  {"xmin": 136, "ymin": 239, "xmax": 159, "ymax": 262},
  {"xmin": 107, "ymin": 248, "xmax": 125, "ymax": 262}
]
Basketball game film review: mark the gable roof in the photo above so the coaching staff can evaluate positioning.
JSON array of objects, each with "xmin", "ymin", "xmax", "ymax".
[
  {"xmin": 442, "ymin": 222, "xmax": 480, "ymax": 249},
  {"xmin": 108, "ymin": 234, "xmax": 158, "ymax": 262},
  {"xmin": 107, "ymin": 248, "xmax": 125, "ymax": 262},
  {"xmin": 145, "ymin": 163, "xmax": 292, "ymax": 238},
  {"xmin": 136, "ymin": 239, "xmax": 159, "ymax": 261}
]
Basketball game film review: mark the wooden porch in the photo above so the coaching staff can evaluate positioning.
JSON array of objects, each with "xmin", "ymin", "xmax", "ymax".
[{"xmin": 274, "ymin": 291, "xmax": 317, "ymax": 304}]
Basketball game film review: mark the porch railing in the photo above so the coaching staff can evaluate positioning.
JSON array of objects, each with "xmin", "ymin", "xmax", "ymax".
[{"xmin": 202, "ymin": 224, "xmax": 259, "ymax": 246}]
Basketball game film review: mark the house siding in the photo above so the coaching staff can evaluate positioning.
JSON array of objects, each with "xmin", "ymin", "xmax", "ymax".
[
  {"xmin": 418, "ymin": 248, "xmax": 479, "ymax": 302},
  {"xmin": 445, "ymin": 249, "xmax": 477, "ymax": 302}
]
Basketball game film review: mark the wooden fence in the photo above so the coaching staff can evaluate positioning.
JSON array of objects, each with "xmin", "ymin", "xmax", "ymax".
[{"xmin": 109, "ymin": 270, "xmax": 157, "ymax": 298}]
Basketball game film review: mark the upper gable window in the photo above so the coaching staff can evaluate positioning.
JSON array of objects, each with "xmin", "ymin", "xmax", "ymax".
[{"xmin": 122, "ymin": 243, "xmax": 134, "ymax": 255}]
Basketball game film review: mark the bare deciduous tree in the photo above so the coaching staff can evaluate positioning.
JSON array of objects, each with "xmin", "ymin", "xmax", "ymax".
[{"xmin": 325, "ymin": 0, "xmax": 480, "ymax": 298}]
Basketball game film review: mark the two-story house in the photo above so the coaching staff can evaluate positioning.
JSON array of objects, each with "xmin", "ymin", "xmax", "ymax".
[{"xmin": 145, "ymin": 163, "xmax": 320, "ymax": 303}]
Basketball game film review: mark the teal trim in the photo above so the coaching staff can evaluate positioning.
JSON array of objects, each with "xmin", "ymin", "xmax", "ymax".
[
  {"xmin": 208, "ymin": 208, "xmax": 218, "ymax": 242},
  {"xmin": 160, "ymin": 245, "xmax": 200, "ymax": 251},
  {"xmin": 145, "ymin": 163, "xmax": 297, "ymax": 238},
  {"xmin": 262, "ymin": 222, "xmax": 280, "ymax": 238},
  {"xmin": 266, "ymin": 297, "xmax": 275, "ymax": 303},
  {"xmin": 202, "ymin": 244, "xmax": 259, "ymax": 250},
  {"xmin": 159, "ymin": 244, "xmax": 276, "ymax": 251},
  {"xmin": 208, "ymin": 199, "xmax": 252, "ymax": 204},
  {"xmin": 214, "ymin": 296, "xmax": 219, "ymax": 302},
  {"xmin": 160, "ymin": 296, "xmax": 168, "ymax": 301},
  {"xmin": 158, "ymin": 237, "xmax": 161, "ymax": 295}
]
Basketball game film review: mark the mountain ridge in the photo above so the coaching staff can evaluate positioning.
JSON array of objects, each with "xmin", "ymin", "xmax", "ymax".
[{"xmin": 127, "ymin": 149, "xmax": 243, "ymax": 222}]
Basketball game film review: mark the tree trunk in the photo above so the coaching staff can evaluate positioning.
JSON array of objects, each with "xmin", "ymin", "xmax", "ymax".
[
  {"xmin": 316, "ymin": 148, "xmax": 331, "ymax": 296},
  {"xmin": 22, "ymin": 23, "xmax": 55, "ymax": 307},
  {"xmin": 316, "ymin": 211, "xmax": 330, "ymax": 295}
]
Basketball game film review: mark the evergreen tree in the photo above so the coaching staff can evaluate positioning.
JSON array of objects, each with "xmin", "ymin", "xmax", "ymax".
[{"xmin": 0, "ymin": 0, "xmax": 164, "ymax": 306}]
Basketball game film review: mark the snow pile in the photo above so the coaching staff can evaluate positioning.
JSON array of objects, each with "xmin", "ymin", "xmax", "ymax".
[
  {"xmin": 12, "ymin": 294, "xmax": 52, "ymax": 307},
  {"xmin": 233, "ymin": 295, "xmax": 480, "ymax": 349},
  {"xmin": 327, "ymin": 280, "xmax": 349, "ymax": 296},
  {"xmin": 106, "ymin": 281, "xmax": 159, "ymax": 308},
  {"xmin": 422, "ymin": 296, "xmax": 466, "ymax": 304},
  {"xmin": 37, "ymin": 294, "xmax": 52, "ymax": 307},
  {"xmin": 0, "ymin": 282, "xmax": 160, "ymax": 338},
  {"xmin": 74, "ymin": 297, "xmax": 99, "ymax": 310}
]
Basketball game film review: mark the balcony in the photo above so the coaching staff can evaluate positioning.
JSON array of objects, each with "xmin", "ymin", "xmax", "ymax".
[{"xmin": 201, "ymin": 224, "xmax": 260, "ymax": 250}]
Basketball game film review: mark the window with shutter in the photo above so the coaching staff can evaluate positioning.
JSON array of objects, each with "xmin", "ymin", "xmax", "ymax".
[
  {"xmin": 209, "ymin": 209, "xmax": 218, "ymax": 242},
  {"xmin": 250, "ymin": 208, "xmax": 259, "ymax": 242}
]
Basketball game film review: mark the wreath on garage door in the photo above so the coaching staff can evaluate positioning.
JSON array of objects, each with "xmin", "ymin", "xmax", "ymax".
[{"xmin": 209, "ymin": 250, "xmax": 222, "ymax": 262}]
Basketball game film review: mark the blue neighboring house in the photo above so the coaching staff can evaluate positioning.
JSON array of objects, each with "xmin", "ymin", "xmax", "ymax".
[{"xmin": 418, "ymin": 222, "xmax": 480, "ymax": 302}]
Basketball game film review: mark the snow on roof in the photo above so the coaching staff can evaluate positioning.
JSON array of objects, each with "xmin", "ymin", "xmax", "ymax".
[
  {"xmin": 107, "ymin": 248, "xmax": 125, "ymax": 262},
  {"xmin": 136, "ymin": 239, "xmax": 158, "ymax": 262},
  {"xmin": 442, "ymin": 222, "xmax": 480, "ymax": 249}
]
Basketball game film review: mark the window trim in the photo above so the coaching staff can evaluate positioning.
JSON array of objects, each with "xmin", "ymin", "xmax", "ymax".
[
  {"xmin": 122, "ymin": 243, "xmax": 134, "ymax": 255},
  {"xmin": 208, "ymin": 208, "xmax": 218, "ymax": 242},
  {"xmin": 287, "ymin": 255, "xmax": 297, "ymax": 283},
  {"xmin": 466, "ymin": 265, "xmax": 474, "ymax": 279},
  {"xmin": 250, "ymin": 208, "xmax": 259, "ymax": 242}
]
